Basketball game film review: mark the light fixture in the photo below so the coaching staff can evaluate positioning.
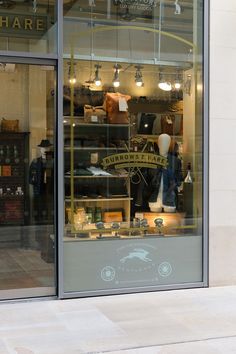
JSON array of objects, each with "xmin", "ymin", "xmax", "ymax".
[
  {"xmin": 33, "ymin": 0, "xmax": 37, "ymax": 13},
  {"xmin": 112, "ymin": 64, "xmax": 121, "ymax": 88},
  {"xmin": 68, "ymin": 63, "xmax": 77, "ymax": 85},
  {"xmin": 174, "ymin": 72, "xmax": 182, "ymax": 90},
  {"xmin": 174, "ymin": 0, "xmax": 181, "ymax": 15},
  {"xmin": 94, "ymin": 64, "xmax": 102, "ymax": 86},
  {"xmin": 135, "ymin": 65, "xmax": 144, "ymax": 87},
  {"xmin": 184, "ymin": 74, "xmax": 192, "ymax": 95},
  {"xmin": 88, "ymin": 0, "xmax": 96, "ymax": 6},
  {"xmin": 158, "ymin": 72, "xmax": 172, "ymax": 91}
]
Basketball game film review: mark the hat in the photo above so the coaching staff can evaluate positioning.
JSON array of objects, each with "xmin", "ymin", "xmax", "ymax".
[{"xmin": 37, "ymin": 139, "xmax": 52, "ymax": 148}]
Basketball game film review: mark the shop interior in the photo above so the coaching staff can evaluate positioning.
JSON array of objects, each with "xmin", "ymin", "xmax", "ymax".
[
  {"xmin": 0, "ymin": 63, "xmax": 55, "ymax": 296},
  {"xmin": 63, "ymin": 58, "xmax": 202, "ymax": 240},
  {"xmin": 63, "ymin": 0, "xmax": 203, "ymax": 242}
]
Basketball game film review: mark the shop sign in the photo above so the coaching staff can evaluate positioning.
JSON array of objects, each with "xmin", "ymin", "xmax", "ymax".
[
  {"xmin": 102, "ymin": 152, "xmax": 167, "ymax": 170},
  {"xmin": 114, "ymin": 0, "xmax": 158, "ymax": 11},
  {"xmin": 0, "ymin": 13, "xmax": 48, "ymax": 38}
]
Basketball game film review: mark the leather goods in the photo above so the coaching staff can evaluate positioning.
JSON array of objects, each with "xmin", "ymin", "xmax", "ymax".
[
  {"xmin": 84, "ymin": 105, "xmax": 107, "ymax": 123},
  {"xmin": 63, "ymin": 86, "xmax": 104, "ymax": 116},
  {"xmin": 138, "ymin": 113, "xmax": 156, "ymax": 134},
  {"xmin": 161, "ymin": 114, "xmax": 183, "ymax": 136},
  {"xmin": 66, "ymin": 207, "xmax": 86, "ymax": 228},
  {"xmin": 103, "ymin": 210, "xmax": 123, "ymax": 223},
  {"xmin": 1, "ymin": 118, "xmax": 19, "ymax": 132},
  {"xmin": 105, "ymin": 92, "xmax": 131, "ymax": 124}
]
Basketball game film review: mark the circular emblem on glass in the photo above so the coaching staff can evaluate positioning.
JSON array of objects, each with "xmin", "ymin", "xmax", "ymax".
[
  {"xmin": 158, "ymin": 262, "xmax": 172, "ymax": 277},
  {"xmin": 101, "ymin": 266, "xmax": 116, "ymax": 282}
]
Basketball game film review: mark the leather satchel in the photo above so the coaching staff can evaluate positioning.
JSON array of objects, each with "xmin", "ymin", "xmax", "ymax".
[
  {"xmin": 84, "ymin": 105, "xmax": 107, "ymax": 123},
  {"xmin": 161, "ymin": 114, "xmax": 183, "ymax": 136},
  {"xmin": 1, "ymin": 118, "xmax": 19, "ymax": 132},
  {"xmin": 105, "ymin": 92, "xmax": 131, "ymax": 124}
]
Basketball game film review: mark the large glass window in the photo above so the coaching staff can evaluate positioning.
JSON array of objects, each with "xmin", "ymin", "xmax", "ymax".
[
  {"xmin": 0, "ymin": 1, "xmax": 57, "ymax": 54},
  {"xmin": 0, "ymin": 63, "xmax": 56, "ymax": 299},
  {"xmin": 63, "ymin": 0, "xmax": 204, "ymax": 294}
]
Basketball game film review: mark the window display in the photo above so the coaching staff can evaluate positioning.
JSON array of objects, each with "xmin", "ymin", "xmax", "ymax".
[
  {"xmin": 63, "ymin": 0, "xmax": 203, "ymax": 294},
  {"xmin": 63, "ymin": 60, "xmax": 199, "ymax": 240}
]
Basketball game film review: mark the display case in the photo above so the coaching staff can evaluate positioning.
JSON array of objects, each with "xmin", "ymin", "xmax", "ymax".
[
  {"xmin": 63, "ymin": 85, "xmax": 193, "ymax": 240},
  {"xmin": 0, "ymin": 132, "xmax": 29, "ymax": 227}
]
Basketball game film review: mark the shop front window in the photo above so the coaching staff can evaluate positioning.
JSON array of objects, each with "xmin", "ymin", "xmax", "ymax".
[
  {"xmin": 63, "ymin": 0, "xmax": 204, "ymax": 294},
  {"xmin": 0, "ymin": 1, "xmax": 57, "ymax": 54}
]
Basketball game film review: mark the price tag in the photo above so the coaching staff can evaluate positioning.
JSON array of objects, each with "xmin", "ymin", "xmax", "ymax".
[
  {"xmin": 91, "ymin": 115, "xmax": 98, "ymax": 122},
  {"xmin": 119, "ymin": 97, "xmax": 128, "ymax": 112},
  {"xmin": 91, "ymin": 152, "xmax": 98, "ymax": 164}
]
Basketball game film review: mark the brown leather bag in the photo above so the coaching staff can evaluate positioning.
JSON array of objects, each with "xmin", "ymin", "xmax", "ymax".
[
  {"xmin": 1, "ymin": 118, "xmax": 19, "ymax": 132},
  {"xmin": 105, "ymin": 92, "xmax": 131, "ymax": 124},
  {"xmin": 161, "ymin": 114, "xmax": 183, "ymax": 136},
  {"xmin": 84, "ymin": 105, "xmax": 107, "ymax": 123}
]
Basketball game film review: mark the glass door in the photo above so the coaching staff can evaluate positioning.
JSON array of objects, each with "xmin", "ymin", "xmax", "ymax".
[{"xmin": 0, "ymin": 62, "xmax": 56, "ymax": 299}]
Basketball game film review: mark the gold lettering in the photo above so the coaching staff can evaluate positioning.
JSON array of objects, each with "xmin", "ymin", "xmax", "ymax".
[
  {"xmin": 12, "ymin": 17, "xmax": 21, "ymax": 29},
  {"xmin": 36, "ymin": 19, "xmax": 44, "ymax": 31},
  {"xmin": 0, "ymin": 16, "xmax": 9, "ymax": 28},
  {"xmin": 24, "ymin": 18, "xmax": 33, "ymax": 30}
]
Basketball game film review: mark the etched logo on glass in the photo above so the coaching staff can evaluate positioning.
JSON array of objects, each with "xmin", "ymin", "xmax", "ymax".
[
  {"xmin": 120, "ymin": 248, "xmax": 152, "ymax": 263},
  {"xmin": 101, "ymin": 266, "xmax": 116, "ymax": 282},
  {"xmin": 158, "ymin": 262, "xmax": 172, "ymax": 277}
]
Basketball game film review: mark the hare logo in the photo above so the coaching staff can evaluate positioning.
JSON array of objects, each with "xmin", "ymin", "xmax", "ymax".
[{"xmin": 120, "ymin": 248, "xmax": 152, "ymax": 263}]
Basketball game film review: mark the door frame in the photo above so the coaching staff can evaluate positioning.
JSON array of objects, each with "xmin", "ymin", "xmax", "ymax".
[{"xmin": 0, "ymin": 58, "xmax": 58, "ymax": 300}]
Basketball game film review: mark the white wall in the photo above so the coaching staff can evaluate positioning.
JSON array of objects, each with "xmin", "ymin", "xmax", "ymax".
[{"xmin": 209, "ymin": 0, "xmax": 236, "ymax": 285}]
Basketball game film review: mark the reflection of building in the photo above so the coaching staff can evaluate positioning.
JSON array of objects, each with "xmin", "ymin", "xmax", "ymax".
[{"xmin": 0, "ymin": 1, "xmax": 232, "ymax": 301}]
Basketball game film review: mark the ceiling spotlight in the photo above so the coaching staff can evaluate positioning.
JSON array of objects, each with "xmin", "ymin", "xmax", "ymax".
[
  {"xmin": 113, "ymin": 64, "xmax": 121, "ymax": 88},
  {"xmin": 174, "ymin": 0, "xmax": 181, "ymax": 15},
  {"xmin": 94, "ymin": 64, "xmax": 102, "ymax": 87},
  {"xmin": 68, "ymin": 63, "xmax": 77, "ymax": 85},
  {"xmin": 158, "ymin": 72, "xmax": 172, "ymax": 91},
  {"xmin": 88, "ymin": 0, "xmax": 96, "ymax": 6},
  {"xmin": 135, "ymin": 65, "xmax": 144, "ymax": 87}
]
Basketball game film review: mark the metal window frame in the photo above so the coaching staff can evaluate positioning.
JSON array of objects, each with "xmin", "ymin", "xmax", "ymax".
[
  {"xmin": 0, "ymin": 0, "xmax": 210, "ymax": 300},
  {"xmin": 58, "ymin": 0, "xmax": 209, "ymax": 298},
  {"xmin": 0, "ymin": 1, "xmax": 60, "ymax": 301}
]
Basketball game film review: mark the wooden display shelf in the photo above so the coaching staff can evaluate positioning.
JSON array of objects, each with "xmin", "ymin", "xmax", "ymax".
[{"xmin": 65, "ymin": 197, "xmax": 132, "ymax": 202}]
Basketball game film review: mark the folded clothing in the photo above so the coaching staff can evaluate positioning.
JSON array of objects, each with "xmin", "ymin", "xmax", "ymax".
[
  {"xmin": 87, "ymin": 166, "xmax": 112, "ymax": 176},
  {"xmin": 65, "ymin": 168, "xmax": 93, "ymax": 176}
]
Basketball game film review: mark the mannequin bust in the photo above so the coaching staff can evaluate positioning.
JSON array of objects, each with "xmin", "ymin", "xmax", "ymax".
[
  {"xmin": 149, "ymin": 134, "xmax": 177, "ymax": 213},
  {"xmin": 29, "ymin": 139, "xmax": 53, "ymax": 196},
  {"xmin": 40, "ymin": 147, "xmax": 47, "ymax": 160}
]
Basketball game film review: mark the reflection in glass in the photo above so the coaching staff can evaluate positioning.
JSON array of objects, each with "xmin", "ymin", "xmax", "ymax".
[
  {"xmin": 63, "ymin": 0, "xmax": 204, "ymax": 293},
  {"xmin": 0, "ymin": 64, "xmax": 56, "ymax": 299}
]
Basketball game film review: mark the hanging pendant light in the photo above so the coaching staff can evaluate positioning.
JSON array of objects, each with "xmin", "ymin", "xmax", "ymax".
[
  {"xmin": 158, "ymin": 72, "xmax": 172, "ymax": 91},
  {"xmin": 134, "ymin": 65, "xmax": 144, "ymax": 87},
  {"xmin": 94, "ymin": 64, "xmax": 102, "ymax": 87},
  {"xmin": 113, "ymin": 64, "xmax": 121, "ymax": 88},
  {"xmin": 68, "ymin": 63, "xmax": 77, "ymax": 85},
  {"xmin": 174, "ymin": 71, "xmax": 182, "ymax": 90}
]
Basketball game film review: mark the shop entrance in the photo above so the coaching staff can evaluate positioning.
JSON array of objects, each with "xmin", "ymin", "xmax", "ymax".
[{"xmin": 0, "ymin": 61, "xmax": 56, "ymax": 300}]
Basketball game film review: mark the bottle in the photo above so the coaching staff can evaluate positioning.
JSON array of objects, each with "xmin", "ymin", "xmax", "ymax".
[
  {"xmin": 86, "ymin": 207, "xmax": 94, "ymax": 224},
  {"xmin": 0, "ymin": 146, "xmax": 4, "ymax": 163},
  {"xmin": 94, "ymin": 207, "xmax": 102, "ymax": 223},
  {"xmin": 184, "ymin": 162, "xmax": 193, "ymax": 183},
  {"xmin": 14, "ymin": 145, "xmax": 20, "ymax": 163},
  {"xmin": 5, "ymin": 145, "xmax": 10, "ymax": 163}
]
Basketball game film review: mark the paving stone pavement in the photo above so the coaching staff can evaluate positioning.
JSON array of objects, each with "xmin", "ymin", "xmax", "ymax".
[{"xmin": 1, "ymin": 286, "xmax": 236, "ymax": 353}]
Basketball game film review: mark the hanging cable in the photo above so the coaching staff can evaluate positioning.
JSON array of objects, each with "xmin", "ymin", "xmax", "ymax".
[
  {"xmin": 174, "ymin": 0, "xmax": 181, "ymax": 15},
  {"xmin": 33, "ymin": 0, "xmax": 37, "ymax": 13}
]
